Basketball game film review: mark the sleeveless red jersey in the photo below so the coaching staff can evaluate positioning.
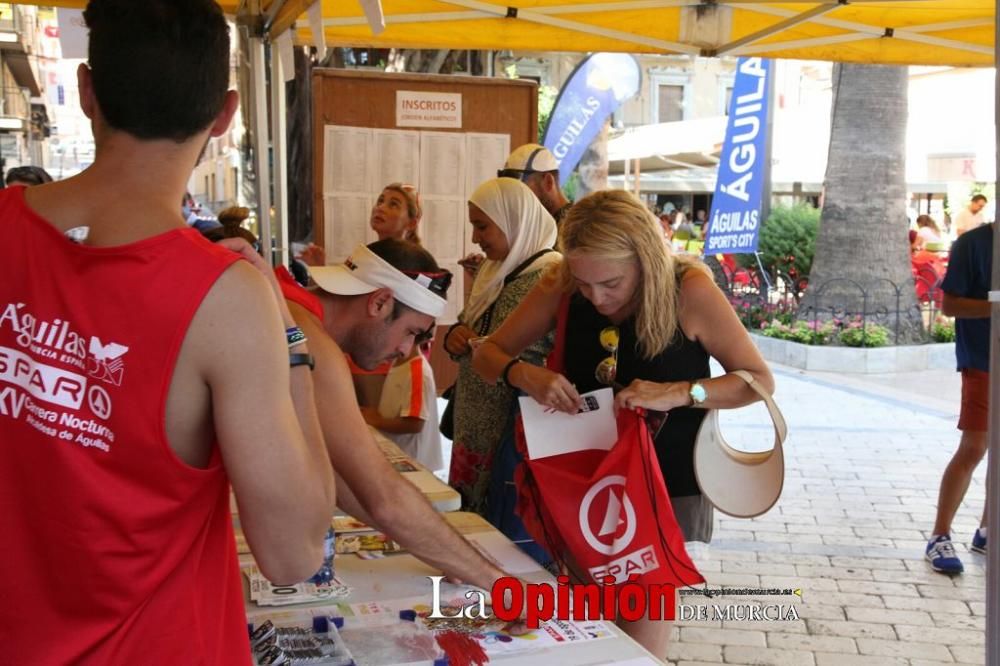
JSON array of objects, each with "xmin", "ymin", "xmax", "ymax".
[
  {"xmin": 0, "ymin": 188, "xmax": 251, "ymax": 663},
  {"xmin": 276, "ymin": 264, "xmax": 323, "ymax": 320}
]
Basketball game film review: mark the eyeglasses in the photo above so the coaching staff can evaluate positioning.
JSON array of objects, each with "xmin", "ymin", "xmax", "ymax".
[
  {"xmin": 401, "ymin": 269, "xmax": 453, "ymax": 299},
  {"xmin": 595, "ymin": 325, "xmax": 620, "ymax": 387},
  {"xmin": 414, "ymin": 324, "xmax": 436, "ymax": 345}
]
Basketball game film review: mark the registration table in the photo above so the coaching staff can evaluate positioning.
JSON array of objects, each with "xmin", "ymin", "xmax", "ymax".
[
  {"xmin": 368, "ymin": 426, "xmax": 460, "ymax": 512},
  {"xmin": 242, "ymin": 512, "xmax": 662, "ymax": 666}
]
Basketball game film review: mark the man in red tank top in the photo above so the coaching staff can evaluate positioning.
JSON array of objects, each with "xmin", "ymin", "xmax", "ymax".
[
  {"xmin": 279, "ymin": 240, "xmax": 522, "ymax": 592},
  {"xmin": 0, "ymin": 1, "xmax": 336, "ymax": 663}
]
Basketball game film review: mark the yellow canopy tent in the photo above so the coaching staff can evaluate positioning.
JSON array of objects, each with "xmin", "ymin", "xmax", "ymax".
[
  {"xmin": 292, "ymin": 0, "xmax": 992, "ymax": 67},
  {"xmin": 24, "ymin": 1, "xmax": 992, "ymax": 67},
  {"xmin": 6, "ymin": 1, "xmax": 1000, "ymax": 663}
]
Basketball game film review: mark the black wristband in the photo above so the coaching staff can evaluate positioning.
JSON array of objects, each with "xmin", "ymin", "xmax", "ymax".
[
  {"xmin": 500, "ymin": 357, "xmax": 522, "ymax": 387},
  {"xmin": 289, "ymin": 352, "xmax": 315, "ymax": 371}
]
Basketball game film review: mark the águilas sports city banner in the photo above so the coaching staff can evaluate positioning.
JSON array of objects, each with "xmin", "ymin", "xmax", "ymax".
[
  {"xmin": 542, "ymin": 53, "xmax": 641, "ymax": 187},
  {"xmin": 703, "ymin": 57, "xmax": 773, "ymax": 255}
]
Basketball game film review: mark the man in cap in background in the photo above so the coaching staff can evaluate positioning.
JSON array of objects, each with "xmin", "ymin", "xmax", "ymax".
[
  {"xmin": 278, "ymin": 239, "xmax": 520, "ymax": 594},
  {"xmin": 499, "ymin": 143, "xmax": 572, "ymax": 223}
]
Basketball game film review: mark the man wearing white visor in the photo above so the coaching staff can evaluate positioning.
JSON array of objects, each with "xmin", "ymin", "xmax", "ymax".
[{"xmin": 280, "ymin": 239, "xmax": 516, "ymax": 594}]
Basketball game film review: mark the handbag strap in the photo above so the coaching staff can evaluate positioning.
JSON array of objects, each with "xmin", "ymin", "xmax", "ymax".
[
  {"xmin": 546, "ymin": 293, "xmax": 571, "ymax": 373},
  {"xmin": 476, "ymin": 249, "xmax": 556, "ymax": 335},
  {"xmin": 729, "ymin": 370, "xmax": 787, "ymax": 447}
]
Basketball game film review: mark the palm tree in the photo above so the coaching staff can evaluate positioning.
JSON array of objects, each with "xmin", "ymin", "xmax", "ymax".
[{"xmin": 799, "ymin": 63, "xmax": 923, "ymax": 342}]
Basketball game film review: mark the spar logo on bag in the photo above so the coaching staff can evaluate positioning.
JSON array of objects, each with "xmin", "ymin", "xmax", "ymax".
[{"xmin": 579, "ymin": 475, "xmax": 661, "ymax": 583}]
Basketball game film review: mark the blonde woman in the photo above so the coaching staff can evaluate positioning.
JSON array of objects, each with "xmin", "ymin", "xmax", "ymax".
[
  {"xmin": 474, "ymin": 189, "xmax": 773, "ymax": 657},
  {"xmin": 297, "ymin": 184, "xmax": 422, "ymax": 269},
  {"xmin": 371, "ymin": 183, "xmax": 422, "ymax": 243}
]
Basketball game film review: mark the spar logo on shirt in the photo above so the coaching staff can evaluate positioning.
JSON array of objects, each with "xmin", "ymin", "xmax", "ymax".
[
  {"xmin": 0, "ymin": 302, "xmax": 122, "ymax": 453},
  {"xmin": 0, "ymin": 302, "xmax": 129, "ymax": 386}
]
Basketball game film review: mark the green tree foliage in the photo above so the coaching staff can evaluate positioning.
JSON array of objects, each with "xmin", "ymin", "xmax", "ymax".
[
  {"xmin": 537, "ymin": 85, "xmax": 559, "ymax": 143},
  {"xmin": 738, "ymin": 204, "xmax": 819, "ymax": 277}
]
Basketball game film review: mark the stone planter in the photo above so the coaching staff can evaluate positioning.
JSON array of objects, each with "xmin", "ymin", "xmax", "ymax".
[{"xmin": 750, "ymin": 333, "xmax": 955, "ymax": 374}]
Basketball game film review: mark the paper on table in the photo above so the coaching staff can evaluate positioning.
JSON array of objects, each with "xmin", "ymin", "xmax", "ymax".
[
  {"xmin": 466, "ymin": 531, "xmax": 546, "ymax": 575},
  {"xmin": 518, "ymin": 388, "xmax": 617, "ymax": 460}
]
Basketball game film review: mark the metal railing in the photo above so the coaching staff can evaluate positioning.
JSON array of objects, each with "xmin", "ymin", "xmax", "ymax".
[{"xmin": 708, "ymin": 257, "xmax": 947, "ymax": 345}]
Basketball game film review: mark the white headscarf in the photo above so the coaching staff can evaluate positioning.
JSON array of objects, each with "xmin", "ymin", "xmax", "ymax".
[{"xmin": 462, "ymin": 177, "xmax": 560, "ymax": 326}]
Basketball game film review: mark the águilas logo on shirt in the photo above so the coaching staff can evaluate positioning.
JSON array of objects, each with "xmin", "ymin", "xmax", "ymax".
[{"xmin": 87, "ymin": 337, "xmax": 129, "ymax": 387}]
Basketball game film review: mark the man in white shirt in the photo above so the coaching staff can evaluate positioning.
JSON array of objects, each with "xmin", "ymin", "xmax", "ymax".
[{"xmin": 953, "ymin": 194, "xmax": 987, "ymax": 237}]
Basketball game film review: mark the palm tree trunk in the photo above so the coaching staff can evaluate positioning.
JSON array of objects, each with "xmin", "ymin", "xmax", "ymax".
[{"xmin": 799, "ymin": 64, "xmax": 923, "ymax": 343}]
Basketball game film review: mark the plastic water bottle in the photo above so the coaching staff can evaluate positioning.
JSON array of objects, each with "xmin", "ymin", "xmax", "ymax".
[{"xmin": 307, "ymin": 527, "xmax": 336, "ymax": 585}]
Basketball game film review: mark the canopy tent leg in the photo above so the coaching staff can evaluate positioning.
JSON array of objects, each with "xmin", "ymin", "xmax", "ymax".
[
  {"xmin": 270, "ymin": 36, "xmax": 290, "ymax": 268},
  {"xmin": 988, "ymin": 5, "xmax": 999, "ymax": 665},
  {"xmin": 248, "ymin": 29, "xmax": 274, "ymax": 267}
]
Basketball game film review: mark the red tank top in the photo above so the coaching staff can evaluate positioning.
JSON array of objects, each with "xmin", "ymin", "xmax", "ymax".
[
  {"xmin": 276, "ymin": 265, "xmax": 323, "ymax": 320},
  {"xmin": 0, "ymin": 188, "xmax": 250, "ymax": 663}
]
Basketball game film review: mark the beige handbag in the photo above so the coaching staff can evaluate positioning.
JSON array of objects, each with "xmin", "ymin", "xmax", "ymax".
[{"xmin": 693, "ymin": 370, "xmax": 787, "ymax": 519}]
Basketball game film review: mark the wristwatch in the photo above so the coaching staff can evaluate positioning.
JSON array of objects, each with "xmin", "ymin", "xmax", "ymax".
[
  {"xmin": 289, "ymin": 352, "xmax": 315, "ymax": 371},
  {"xmin": 689, "ymin": 381, "xmax": 707, "ymax": 406}
]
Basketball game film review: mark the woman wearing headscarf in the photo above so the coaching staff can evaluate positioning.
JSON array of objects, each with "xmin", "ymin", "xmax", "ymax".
[{"xmin": 444, "ymin": 178, "xmax": 560, "ymax": 516}]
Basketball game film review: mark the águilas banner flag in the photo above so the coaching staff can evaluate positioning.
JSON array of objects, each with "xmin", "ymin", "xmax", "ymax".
[
  {"xmin": 703, "ymin": 57, "xmax": 773, "ymax": 256},
  {"xmin": 542, "ymin": 53, "xmax": 641, "ymax": 187}
]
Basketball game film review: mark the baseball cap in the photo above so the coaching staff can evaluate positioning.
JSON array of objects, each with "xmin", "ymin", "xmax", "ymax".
[
  {"xmin": 309, "ymin": 245, "xmax": 449, "ymax": 318},
  {"xmin": 498, "ymin": 143, "xmax": 560, "ymax": 180}
]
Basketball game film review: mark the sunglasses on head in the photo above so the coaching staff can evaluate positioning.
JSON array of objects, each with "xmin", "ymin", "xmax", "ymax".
[
  {"xmin": 496, "ymin": 168, "xmax": 536, "ymax": 182},
  {"xmin": 400, "ymin": 269, "xmax": 453, "ymax": 299}
]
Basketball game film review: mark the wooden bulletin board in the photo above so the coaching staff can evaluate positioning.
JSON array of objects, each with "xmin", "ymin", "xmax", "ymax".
[{"xmin": 311, "ymin": 69, "xmax": 538, "ymax": 394}]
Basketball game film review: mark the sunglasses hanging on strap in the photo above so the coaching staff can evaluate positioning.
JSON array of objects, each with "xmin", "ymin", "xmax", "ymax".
[
  {"xmin": 693, "ymin": 370, "xmax": 787, "ymax": 519},
  {"xmin": 594, "ymin": 324, "xmax": 669, "ymax": 439}
]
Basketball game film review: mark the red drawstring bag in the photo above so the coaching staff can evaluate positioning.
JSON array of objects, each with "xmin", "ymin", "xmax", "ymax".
[{"xmin": 513, "ymin": 296, "xmax": 704, "ymax": 589}]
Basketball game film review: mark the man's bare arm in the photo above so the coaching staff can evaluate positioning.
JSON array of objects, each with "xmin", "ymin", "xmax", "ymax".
[
  {"xmin": 291, "ymin": 302, "xmax": 506, "ymax": 590},
  {"xmin": 196, "ymin": 263, "xmax": 336, "ymax": 584},
  {"xmin": 942, "ymin": 292, "xmax": 991, "ymax": 319}
]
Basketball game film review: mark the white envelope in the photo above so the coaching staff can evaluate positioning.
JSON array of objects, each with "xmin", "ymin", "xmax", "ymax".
[{"xmin": 518, "ymin": 388, "xmax": 618, "ymax": 460}]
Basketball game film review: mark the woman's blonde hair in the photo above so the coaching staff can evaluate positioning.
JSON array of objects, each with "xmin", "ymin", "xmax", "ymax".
[
  {"xmin": 383, "ymin": 183, "xmax": 423, "ymax": 244},
  {"xmin": 558, "ymin": 189, "xmax": 705, "ymax": 359}
]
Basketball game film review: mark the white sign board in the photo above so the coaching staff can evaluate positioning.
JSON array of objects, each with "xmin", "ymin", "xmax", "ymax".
[{"xmin": 396, "ymin": 91, "xmax": 462, "ymax": 129}]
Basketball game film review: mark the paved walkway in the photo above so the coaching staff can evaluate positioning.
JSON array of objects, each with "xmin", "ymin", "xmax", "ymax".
[{"xmin": 668, "ymin": 363, "xmax": 988, "ymax": 666}]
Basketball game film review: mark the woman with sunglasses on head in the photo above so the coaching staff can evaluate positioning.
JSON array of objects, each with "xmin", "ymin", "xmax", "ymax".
[
  {"xmin": 444, "ymin": 178, "xmax": 561, "ymax": 521},
  {"xmin": 295, "ymin": 183, "xmax": 423, "ymax": 270},
  {"xmin": 371, "ymin": 182, "xmax": 422, "ymax": 243},
  {"xmin": 473, "ymin": 189, "xmax": 773, "ymax": 657}
]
